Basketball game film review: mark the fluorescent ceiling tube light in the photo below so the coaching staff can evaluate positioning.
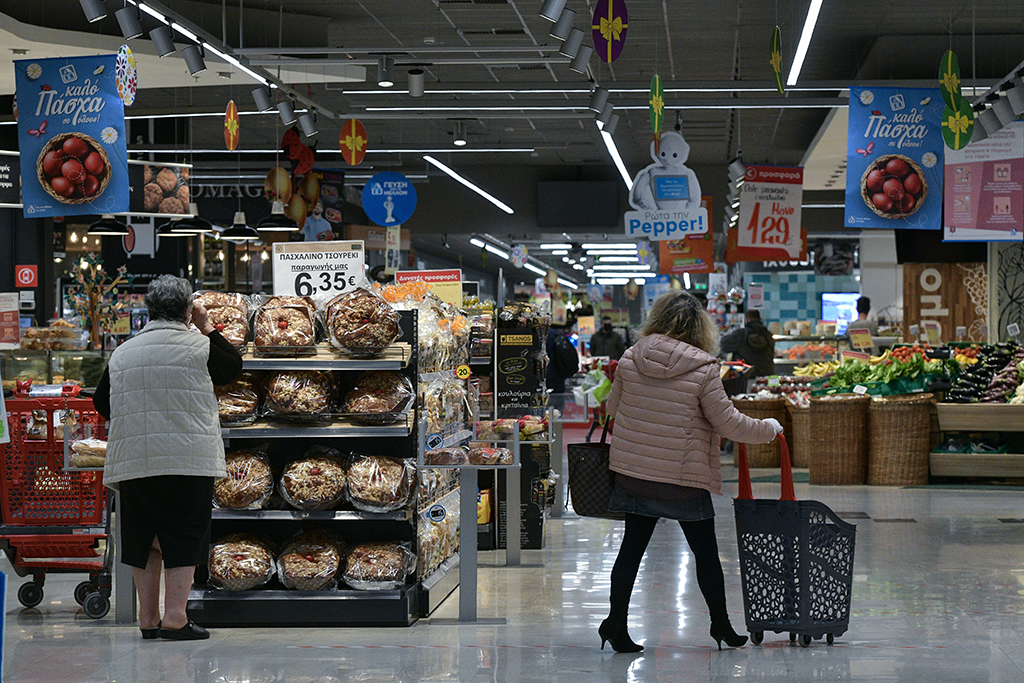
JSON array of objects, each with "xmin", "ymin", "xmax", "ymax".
[
  {"xmin": 573, "ymin": 264, "xmax": 585, "ymax": 270},
  {"xmin": 606, "ymin": 272, "xmax": 656, "ymax": 279},
  {"xmin": 550, "ymin": 8, "xmax": 576, "ymax": 41},
  {"xmin": 596, "ymin": 256, "xmax": 639, "ymax": 262},
  {"xmin": 469, "ymin": 238, "xmax": 486, "ymax": 248},
  {"xmin": 423, "ymin": 155, "xmax": 514, "ymax": 214},
  {"xmin": 485, "ymin": 244, "xmax": 509, "ymax": 260},
  {"xmin": 561, "ymin": 256, "xmax": 571, "ymax": 263},
  {"xmin": 150, "ymin": 25, "xmax": 176, "ymax": 57},
  {"xmin": 594, "ymin": 264, "xmax": 652, "ymax": 271},
  {"xmin": 115, "ymin": 6, "xmax": 143, "ymax": 40},
  {"xmin": 786, "ymin": 0, "xmax": 823, "ymax": 86},
  {"xmin": 557, "ymin": 278, "xmax": 579, "ymax": 289},
  {"xmin": 539, "ymin": 0, "xmax": 568, "ymax": 22},
  {"xmin": 597, "ymin": 278, "xmax": 629, "ymax": 285},
  {"xmin": 524, "ymin": 263, "xmax": 546, "ymax": 276},
  {"xmin": 551, "ymin": 250, "xmax": 569, "ymax": 255},
  {"xmin": 79, "ymin": 0, "xmax": 106, "ymax": 22},
  {"xmin": 584, "ymin": 243, "xmax": 636, "ymax": 250},
  {"xmin": 601, "ymin": 128, "xmax": 633, "ymax": 191},
  {"xmin": 540, "ymin": 243, "xmax": 571, "ymax": 249}
]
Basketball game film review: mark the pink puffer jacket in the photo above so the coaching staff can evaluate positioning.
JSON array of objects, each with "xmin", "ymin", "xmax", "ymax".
[{"xmin": 606, "ymin": 334, "xmax": 777, "ymax": 495}]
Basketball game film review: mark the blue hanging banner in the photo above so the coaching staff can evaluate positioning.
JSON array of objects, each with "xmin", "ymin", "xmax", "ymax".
[
  {"xmin": 845, "ymin": 87, "xmax": 944, "ymax": 230},
  {"xmin": 15, "ymin": 54, "xmax": 129, "ymax": 218},
  {"xmin": 361, "ymin": 171, "xmax": 417, "ymax": 227}
]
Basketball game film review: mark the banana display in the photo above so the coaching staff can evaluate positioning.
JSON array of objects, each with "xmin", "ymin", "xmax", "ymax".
[{"xmin": 792, "ymin": 350, "xmax": 891, "ymax": 379}]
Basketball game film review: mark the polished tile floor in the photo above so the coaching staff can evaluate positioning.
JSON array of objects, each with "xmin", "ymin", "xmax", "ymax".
[{"xmin": 5, "ymin": 476, "xmax": 1024, "ymax": 682}]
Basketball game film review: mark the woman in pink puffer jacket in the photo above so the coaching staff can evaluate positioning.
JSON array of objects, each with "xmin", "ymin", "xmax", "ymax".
[{"xmin": 599, "ymin": 290, "xmax": 782, "ymax": 653}]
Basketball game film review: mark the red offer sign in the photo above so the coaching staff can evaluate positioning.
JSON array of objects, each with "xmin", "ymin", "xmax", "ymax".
[
  {"xmin": 737, "ymin": 166, "xmax": 804, "ymax": 259},
  {"xmin": 15, "ymin": 265, "xmax": 37, "ymax": 288}
]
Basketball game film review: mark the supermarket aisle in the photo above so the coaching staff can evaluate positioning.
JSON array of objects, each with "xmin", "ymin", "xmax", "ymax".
[{"xmin": 5, "ymin": 481, "xmax": 1024, "ymax": 682}]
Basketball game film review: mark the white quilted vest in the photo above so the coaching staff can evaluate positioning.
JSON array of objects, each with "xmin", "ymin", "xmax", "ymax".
[{"xmin": 103, "ymin": 320, "xmax": 226, "ymax": 489}]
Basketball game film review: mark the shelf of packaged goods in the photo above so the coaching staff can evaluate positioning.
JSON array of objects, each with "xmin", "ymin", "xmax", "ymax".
[
  {"xmin": 936, "ymin": 403, "xmax": 1024, "ymax": 432},
  {"xmin": 418, "ymin": 552, "xmax": 460, "ymax": 617},
  {"xmin": 187, "ymin": 586, "xmax": 418, "ymax": 627},
  {"xmin": 469, "ymin": 356, "xmax": 491, "ymax": 365},
  {"xmin": 241, "ymin": 343, "xmax": 413, "ymax": 371},
  {"xmin": 211, "ymin": 509, "xmax": 411, "ymax": 522},
  {"xmin": 929, "ymin": 452, "xmax": 1024, "ymax": 478},
  {"xmin": 222, "ymin": 414, "xmax": 413, "ymax": 439}
]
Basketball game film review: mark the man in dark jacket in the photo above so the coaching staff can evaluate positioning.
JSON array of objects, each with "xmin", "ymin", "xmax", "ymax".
[
  {"xmin": 545, "ymin": 324, "xmax": 579, "ymax": 393},
  {"xmin": 720, "ymin": 309, "xmax": 776, "ymax": 377},
  {"xmin": 589, "ymin": 316, "xmax": 626, "ymax": 360}
]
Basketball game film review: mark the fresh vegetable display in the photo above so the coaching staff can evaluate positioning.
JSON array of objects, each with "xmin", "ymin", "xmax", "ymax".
[
  {"xmin": 979, "ymin": 347, "xmax": 1024, "ymax": 403},
  {"xmin": 945, "ymin": 344, "xmax": 1019, "ymax": 403}
]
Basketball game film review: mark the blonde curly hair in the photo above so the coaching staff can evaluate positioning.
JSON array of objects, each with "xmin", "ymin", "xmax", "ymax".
[{"xmin": 641, "ymin": 290, "xmax": 720, "ymax": 355}]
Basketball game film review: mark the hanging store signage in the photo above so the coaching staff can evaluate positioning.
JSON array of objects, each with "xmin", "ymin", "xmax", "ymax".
[
  {"xmin": 943, "ymin": 121, "xmax": 1023, "ymax": 242},
  {"xmin": 902, "ymin": 262, "xmax": 988, "ymax": 342},
  {"xmin": 495, "ymin": 329, "xmax": 541, "ymax": 419},
  {"xmin": 624, "ymin": 131, "xmax": 707, "ymax": 241},
  {"xmin": 394, "ymin": 269, "xmax": 463, "ymax": 307},
  {"xmin": 362, "ymin": 171, "xmax": 416, "ymax": 227},
  {"xmin": 15, "ymin": 54, "xmax": 129, "ymax": 218},
  {"xmin": 115, "ymin": 45, "xmax": 137, "ymax": 107},
  {"xmin": 747, "ymin": 283, "xmax": 764, "ymax": 310},
  {"xmin": 738, "ymin": 165, "xmax": 803, "ymax": 259},
  {"xmin": 340, "ymin": 119, "xmax": 367, "ymax": 166},
  {"xmin": 385, "ymin": 225, "xmax": 402, "ymax": 275},
  {"xmin": 591, "ymin": 0, "xmax": 628, "ymax": 64},
  {"xmin": 770, "ymin": 27, "xmax": 784, "ymax": 94},
  {"xmin": 658, "ymin": 196, "xmax": 715, "ymax": 274},
  {"xmin": 272, "ymin": 240, "xmax": 365, "ymax": 297},
  {"xmin": 0, "ymin": 154, "xmax": 20, "ymax": 206},
  {"xmin": 0, "ymin": 293, "xmax": 19, "ymax": 349},
  {"xmin": 726, "ymin": 226, "xmax": 808, "ymax": 263},
  {"xmin": 129, "ymin": 161, "xmax": 192, "ymax": 217},
  {"xmin": 845, "ymin": 86, "xmax": 944, "ymax": 230},
  {"xmin": 224, "ymin": 100, "xmax": 239, "ymax": 151}
]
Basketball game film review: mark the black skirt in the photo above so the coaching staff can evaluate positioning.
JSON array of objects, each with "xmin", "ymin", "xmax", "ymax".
[{"xmin": 118, "ymin": 475, "xmax": 215, "ymax": 569}]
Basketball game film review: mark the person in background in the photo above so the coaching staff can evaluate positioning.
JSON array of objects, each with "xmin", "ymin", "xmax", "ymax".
[
  {"xmin": 719, "ymin": 308, "xmax": 776, "ymax": 377},
  {"xmin": 600, "ymin": 290, "xmax": 782, "ymax": 653},
  {"xmin": 589, "ymin": 315, "xmax": 626, "ymax": 361},
  {"xmin": 93, "ymin": 275, "xmax": 243, "ymax": 641},
  {"xmin": 302, "ymin": 201, "xmax": 335, "ymax": 241},
  {"xmin": 545, "ymin": 323, "xmax": 579, "ymax": 394},
  {"xmin": 846, "ymin": 296, "xmax": 879, "ymax": 335}
]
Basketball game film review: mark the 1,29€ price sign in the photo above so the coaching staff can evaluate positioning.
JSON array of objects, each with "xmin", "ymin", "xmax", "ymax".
[
  {"xmin": 737, "ymin": 165, "xmax": 804, "ymax": 260},
  {"xmin": 272, "ymin": 240, "xmax": 366, "ymax": 296}
]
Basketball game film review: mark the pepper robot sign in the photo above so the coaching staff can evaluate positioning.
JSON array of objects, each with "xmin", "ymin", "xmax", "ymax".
[{"xmin": 623, "ymin": 131, "xmax": 708, "ymax": 241}]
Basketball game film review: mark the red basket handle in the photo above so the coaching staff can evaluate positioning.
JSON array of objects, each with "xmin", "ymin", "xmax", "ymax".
[{"xmin": 734, "ymin": 433, "xmax": 797, "ymax": 502}]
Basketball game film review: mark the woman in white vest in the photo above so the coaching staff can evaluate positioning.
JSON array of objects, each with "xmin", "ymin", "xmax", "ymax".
[{"xmin": 93, "ymin": 275, "xmax": 242, "ymax": 640}]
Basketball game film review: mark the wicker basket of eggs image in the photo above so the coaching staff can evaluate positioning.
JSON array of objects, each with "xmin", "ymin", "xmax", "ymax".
[
  {"xmin": 36, "ymin": 132, "xmax": 111, "ymax": 205},
  {"xmin": 860, "ymin": 154, "xmax": 927, "ymax": 218}
]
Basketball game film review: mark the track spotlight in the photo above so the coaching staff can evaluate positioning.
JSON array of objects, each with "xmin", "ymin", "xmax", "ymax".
[
  {"xmin": 277, "ymin": 99, "xmax": 297, "ymax": 125},
  {"xmin": 377, "ymin": 57, "xmax": 395, "ymax": 87},
  {"xmin": 559, "ymin": 27, "xmax": 585, "ymax": 59},
  {"xmin": 181, "ymin": 43, "xmax": 207, "ymax": 76},
  {"xmin": 221, "ymin": 212, "xmax": 260, "ymax": 241},
  {"xmin": 87, "ymin": 215, "xmax": 129, "ymax": 236},
  {"xmin": 453, "ymin": 121, "xmax": 467, "ymax": 147},
  {"xmin": 251, "ymin": 86, "xmax": 273, "ymax": 112},
  {"xmin": 596, "ymin": 102, "xmax": 614, "ymax": 126},
  {"xmin": 550, "ymin": 8, "xmax": 576, "ymax": 41},
  {"xmin": 297, "ymin": 111, "xmax": 318, "ymax": 137},
  {"xmin": 79, "ymin": 0, "xmax": 106, "ymax": 23},
  {"xmin": 149, "ymin": 25, "xmax": 176, "ymax": 58},
  {"xmin": 1007, "ymin": 78, "xmax": 1024, "ymax": 116},
  {"xmin": 408, "ymin": 68, "xmax": 425, "ymax": 98},
  {"xmin": 115, "ymin": 6, "xmax": 143, "ymax": 40},
  {"xmin": 570, "ymin": 45, "xmax": 593, "ymax": 74},
  {"xmin": 977, "ymin": 104, "xmax": 1002, "ymax": 136},
  {"xmin": 970, "ymin": 105, "xmax": 989, "ymax": 143},
  {"xmin": 539, "ymin": 0, "xmax": 568, "ymax": 22},
  {"xmin": 588, "ymin": 87, "xmax": 609, "ymax": 113},
  {"xmin": 603, "ymin": 113, "xmax": 619, "ymax": 135},
  {"xmin": 992, "ymin": 96, "xmax": 1016, "ymax": 128},
  {"xmin": 728, "ymin": 157, "xmax": 746, "ymax": 182}
]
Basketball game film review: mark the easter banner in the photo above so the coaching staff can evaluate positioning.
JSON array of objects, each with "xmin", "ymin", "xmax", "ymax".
[
  {"xmin": 15, "ymin": 55, "xmax": 128, "ymax": 218},
  {"xmin": 846, "ymin": 87, "xmax": 943, "ymax": 230}
]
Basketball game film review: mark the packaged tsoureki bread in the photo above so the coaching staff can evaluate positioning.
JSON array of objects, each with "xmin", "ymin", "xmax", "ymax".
[
  {"xmin": 208, "ymin": 533, "xmax": 276, "ymax": 591},
  {"xmin": 279, "ymin": 446, "xmax": 347, "ymax": 511},
  {"xmin": 346, "ymin": 454, "xmax": 415, "ymax": 512},
  {"xmin": 254, "ymin": 295, "xmax": 317, "ymax": 354},
  {"xmin": 325, "ymin": 287, "xmax": 400, "ymax": 357}
]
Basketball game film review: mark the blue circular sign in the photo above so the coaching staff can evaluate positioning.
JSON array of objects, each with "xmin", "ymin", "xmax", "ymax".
[{"xmin": 361, "ymin": 171, "xmax": 417, "ymax": 227}]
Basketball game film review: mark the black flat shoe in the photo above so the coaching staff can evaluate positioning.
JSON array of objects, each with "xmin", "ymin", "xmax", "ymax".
[
  {"xmin": 140, "ymin": 620, "xmax": 161, "ymax": 639},
  {"xmin": 160, "ymin": 620, "xmax": 209, "ymax": 640},
  {"xmin": 599, "ymin": 618, "xmax": 643, "ymax": 653}
]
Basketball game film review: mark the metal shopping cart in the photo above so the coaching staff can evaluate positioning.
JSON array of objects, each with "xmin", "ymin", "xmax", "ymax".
[
  {"xmin": 733, "ymin": 434, "xmax": 856, "ymax": 647},
  {"xmin": 0, "ymin": 393, "xmax": 113, "ymax": 618}
]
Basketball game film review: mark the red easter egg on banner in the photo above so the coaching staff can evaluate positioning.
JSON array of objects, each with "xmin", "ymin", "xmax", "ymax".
[
  {"xmin": 340, "ymin": 119, "xmax": 368, "ymax": 166},
  {"xmin": 592, "ymin": 0, "xmax": 629, "ymax": 64},
  {"xmin": 224, "ymin": 100, "xmax": 239, "ymax": 151}
]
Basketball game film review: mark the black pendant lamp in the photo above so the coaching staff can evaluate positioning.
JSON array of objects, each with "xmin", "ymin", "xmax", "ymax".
[
  {"xmin": 221, "ymin": 211, "xmax": 260, "ymax": 241},
  {"xmin": 87, "ymin": 214, "xmax": 129, "ymax": 236},
  {"xmin": 169, "ymin": 202, "xmax": 213, "ymax": 234},
  {"xmin": 256, "ymin": 201, "xmax": 300, "ymax": 232}
]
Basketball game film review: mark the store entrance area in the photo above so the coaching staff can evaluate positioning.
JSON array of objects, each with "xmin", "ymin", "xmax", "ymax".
[{"xmin": 4, "ymin": 482, "xmax": 1024, "ymax": 682}]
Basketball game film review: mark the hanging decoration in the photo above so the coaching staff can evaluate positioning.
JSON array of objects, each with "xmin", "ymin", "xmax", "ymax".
[
  {"xmin": 649, "ymin": 74, "xmax": 664, "ymax": 154},
  {"xmin": 510, "ymin": 244, "xmax": 529, "ymax": 268},
  {"xmin": 264, "ymin": 166, "xmax": 293, "ymax": 203},
  {"xmin": 591, "ymin": 0, "xmax": 629, "ymax": 64},
  {"xmin": 624, "ymin": 279, "xmax": 640, "ymax": 300},
  {"xmin": 544, "ymin": 269, "xmax": 559, "ymax": 291},
  {"xmin": 939, "ymin": 50, "xmax": 972, "ymax": 151},
  {"xmin": 340, "ymin": 118, "xmax": 368, "ymax": 166},
  {"xmin": 11, "ymin": 93, "xmax": 16, "ymax": 121},
  {"xmin": 939, "ymin": 50, "xmax": 962, "ymax": 110},
  {"xmin": 224, "ymin": 100, "xmax": 239, "ymax": 151},
  {"xmin": 636, "ymin": 239, "xmax": 655, "ymax": 265},
  {"xmin": 115, "ymin": 45, "xmax": 137, "ymax": 107},
  {"xmin": 770, "ymin": 27, "xmax": 784, "ymax": 94},
  {"xmin": 64, "ymin": 253, "xmax": 134, "ymax": 349},
  {"xmin": 281, "ymin": 127, "xmax": 316, "ymax": 177}
]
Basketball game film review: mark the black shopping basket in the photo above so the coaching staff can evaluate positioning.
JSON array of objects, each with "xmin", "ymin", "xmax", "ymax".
[{"xmin": 734, "ymin": 434, "xmax": 856, "ymax": 647}]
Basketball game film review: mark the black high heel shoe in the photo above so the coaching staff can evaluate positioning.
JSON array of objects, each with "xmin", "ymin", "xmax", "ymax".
[
  {"xmin": 710, "ymin": 622, "xmax": 748, "ymax": 650},
  {"xmin": 599, "ymin": 618, "xmax": 644, "ymax": 653}
]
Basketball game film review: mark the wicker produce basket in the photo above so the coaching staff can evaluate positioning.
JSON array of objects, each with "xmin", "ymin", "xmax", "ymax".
[
  {"xmin": 788, "ymin": 404, "xmax": 812, "ymax": 469},
  {"xmin": 807, "ymin": 394, "xmax": 871, "ymax": 485},
  {"xmin": 867, "ymin": 393, "xmax": 935, "ymax": 486},
  {"xmin": 732, "ymin": 396, "xmax": 786, "ymax": 468}
]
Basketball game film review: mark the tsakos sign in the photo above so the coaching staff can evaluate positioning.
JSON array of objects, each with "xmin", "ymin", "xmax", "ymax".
[{"xmin": 623, "ymin": 131, "xmax": 708, "ymax": 241}]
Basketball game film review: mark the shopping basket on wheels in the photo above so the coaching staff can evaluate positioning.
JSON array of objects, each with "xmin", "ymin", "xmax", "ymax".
[
  {"xmin": 733, "ymin": 434, "xmax": 856, "ymax": 647},
  {"xmin": 0, "ymin": 395, "xmax": 113, "ymax": 618}
]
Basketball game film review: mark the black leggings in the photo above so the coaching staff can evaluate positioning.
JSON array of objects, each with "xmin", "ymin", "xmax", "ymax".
[{"xmin": 609, "ymin": 513, "xmax": 729, "ymax": 624}]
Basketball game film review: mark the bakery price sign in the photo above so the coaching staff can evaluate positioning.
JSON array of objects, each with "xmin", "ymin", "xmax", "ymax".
[
  {"xmin": 738, "ymin": 165, "xmax": 804, "ymax": 260},
  {"xmin": 272, "ymin": 240, "xmax": 366, "ymax": 297}
]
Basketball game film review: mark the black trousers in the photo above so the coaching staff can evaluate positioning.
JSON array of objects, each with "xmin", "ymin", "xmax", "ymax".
[{"xmin": 609, "ymin": 513, "xmax": 729, "ymax": 624}]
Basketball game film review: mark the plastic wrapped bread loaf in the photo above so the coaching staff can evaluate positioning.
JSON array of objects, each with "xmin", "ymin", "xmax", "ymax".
[
  {"xmin": 279, "ymin": 447, "xmax": 347, "ymax": 511},
  {"xmin": 208, "ymin": 533, "xmax": 276, "ymax": 591},
  {"xmin": 342, "ymin": 541, "xmax": 415, "ymax": 590},
  {"xmin": 214, "ymin": 448, "xmax": 273, "ymax": 509},
  {"xmin": 346, "ymin": 454, "xmax": 415, "ymax": 512}
]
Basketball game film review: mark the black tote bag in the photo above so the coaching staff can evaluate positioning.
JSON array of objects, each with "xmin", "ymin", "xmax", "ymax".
[{"xmin": 566, "ymin": 423, "xmax": 625, "ymax": 520}]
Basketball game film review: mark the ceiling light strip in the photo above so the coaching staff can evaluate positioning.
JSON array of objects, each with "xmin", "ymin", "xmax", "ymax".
[
  {"xmin": 600, "ymin": 128, "xmax": 632, "ymax": 191},
  {"xmin": 423, "ymin": 156, "xmax": 514, "ymax": 215},
  {"xmin": 787, "ymin": 0, "xmax": 824, "ymax": 86}
]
